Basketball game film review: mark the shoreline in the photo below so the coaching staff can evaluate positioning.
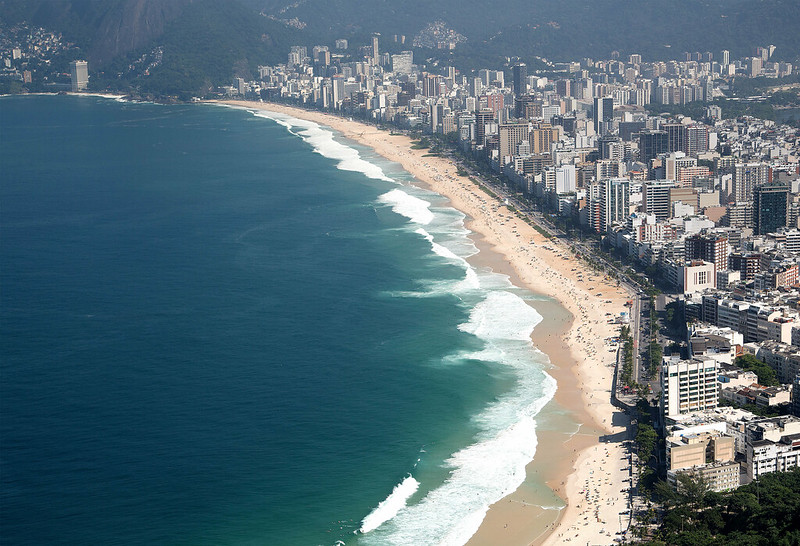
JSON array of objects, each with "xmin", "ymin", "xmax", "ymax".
[{"xmin": 211, "ymin": 99, "xmax": 634, "ymax": 545}]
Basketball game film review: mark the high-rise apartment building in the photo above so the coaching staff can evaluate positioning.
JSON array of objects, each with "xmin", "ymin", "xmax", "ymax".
[
  {"xmin": 514, "ymin": 95, "xmax": 542, "ymax": 120},
  {"xmin": 529, "ymin": 123, "xmax": 558, "ymax": 154},
  {"xmin": 331, "ymin": 75, "xmax": 345, "ymax": 105},
  {"xmin": 754, "ymin": 182, "xmax": 790, "ymax": 235},
  {"xmin": 638, "ymin": 130, "xmax": 668, "ymax": 163},
  {"xmin": 725, "ymin": 202, "xmax": 755, "ymax": 229},
  {"xmin": 596, "ymin": 159, "xmax": 625, "ymax": 180},
  {"xmin": 685, "ymin": 125, "xmax": 710, "ymax": 155},
  {"xmin": 661, "ymin": 356, "xmax": 719, "ymax": 418},
  {"xmin": 312, "ymin": 45, "xmax": 330, "ymax": 65},
  {"xmin": 585, "ymin": 182, "xmax": 603, "ymax": 233},
  {"xmin": 729, "ymin": 252, "xmax": 761, "ymax": 280},
  {"xmin": 499, "ymin": 122, "xmax": 530, "ymax": 162},
  {"xmin": 665, "ymin": 153, "xmax": 697, "ymax": 182},
  {"xmin": 685, "ymin": 233, "xmax": 729, "ymax": 274},
  {"xmin": 470, "ymin": 77, "xmax": 483, "ymax": 97},
  {"xmin": 732, "ymin": 163, "xmax": 770, "ymax": 203},
  {"xmin": 600, "ymin": 177, "xmax": 630, "ymax": 229},
  {"xmin": 474, "ymin": 108, "xmax": 494, "ymax": 147},
  {"xmin": 512, "ymin": 63, "xmax": 527, "ymax": 97},
  {"xmin": 593, "ymin": 96, "xmax": 613, "ymax": 135},
  {"xmin": 70, "ymin": 60, "xmax": 88, "ymax": 92},
  {"xmin": 750, "ymin": 57, "xmax": 762, "ymax": 77},
  {"xmin": 288, "ymin": 46, "xmax": 307, "ymax": 66},
  {"xmin": 371, "ymin": 35, "xmax": 379, "ymax": 65},
  {"xmin": 481, "ymin": 92, "xmax": 504, "ymax": 114},
  {"xmin": 663, "ymin": 123, "xmax": 686, "ymax": 153},
  {"xmin": 391, "ymin": 51, "xmax": 413, "ymax": 75},
  {"xmin": 423, "ymin": 74, "xmax": 442, "ymax": 97},
  {"xmin": 555, "ymin": 164, "xmax": 576, "ymax": 194},
  {"xmin": 555, "ymin": 79, "xmax": 571, "ymax": 98},
  {"xmin": 643, "ymin": 180, "xmax": 675, "ymax": 220}
]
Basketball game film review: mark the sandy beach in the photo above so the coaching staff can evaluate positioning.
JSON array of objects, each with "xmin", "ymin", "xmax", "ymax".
[{"xmin": 213, "ymin": 100, "xmax": 635, "ymax": 545}]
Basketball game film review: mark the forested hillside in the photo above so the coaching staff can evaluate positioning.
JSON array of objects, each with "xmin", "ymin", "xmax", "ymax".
[
  {"xmin": 243, "ymin": 0, "xmax": 800, "ymax": 62},
  {"xmin": 0, "ymin": 0, "xmax": 300, "ymax": 97},
  {"xmin": 2, "ymin": 0, "xmax": 799, "ymax": 97}
]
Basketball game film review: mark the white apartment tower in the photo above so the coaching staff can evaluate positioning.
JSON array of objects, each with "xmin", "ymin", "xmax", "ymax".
[
  {"xmin": 600, "ymin": 177, "xmax": 630, "ymax": 229},
  {"xmin": 372, "ymin": 35, "xmax": 380, "ymax": 65},
  {"xmin": 661, "ymin": 356, "xmax": 720, "ymax": 418},
  {"xmin": 70, "ymin": 60, "xmax": 88, "ymax": 92}
]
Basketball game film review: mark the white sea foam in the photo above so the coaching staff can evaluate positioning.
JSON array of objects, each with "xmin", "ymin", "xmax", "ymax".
[
  {"xmin": 414, "ymin": 229, "xmax": 481, "ymax": 293},
  {"xmin": 248, "ymin": 110, "xmax": 394, "ymax": 182},
  {"xmin": 364, "ymin": 416, "xmax": 547, "ymax": 545},
  {"xmin": 362, "ymin": 288, "xmax": 557, "ymax": 545},
  {"xmin": 460, "ymin": 290, "xmax": 543, "ymax": 341},
  {"xmin": 379, "ymin": 189, "xmax": 434, "ymax": 225},
  {"xmin": 377, "ymin": 228, "xmax": 479, "ymax": 300},
  {"xmin": 414, "ymin": 228, "xmax": 466, "ymax": 265},
  {"xmin": 359, "ymin": 475, "xmax": 420, "ymax": 534},
  {"xmin": 455, "ymin": 267, "xmax": 482, "ymax": 293},
  {"xmin": 70, "ymin": 92, "xmax": 128, "ymax": 100}
]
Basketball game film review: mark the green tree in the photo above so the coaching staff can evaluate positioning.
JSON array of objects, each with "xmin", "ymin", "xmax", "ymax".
[
  {"xmin": 654, "ymin": 479, "xmax": 680, "ymax": 505},
  {"xmin": 735, "ymin": 354, "xmax": 779, "ymax": 386},
  {"xmin": 636, "ymin": 422, "xmax": 658, "ymax": 463},
  {"xmin": 675, "ymin": 472, "xmax": 710, "ymax": 509},
  {"xmin": 726, "ymin": 490, "xmax": 760, "ymax": 523},
  {"xmin": 648, "ymin": 341, "xmax": 663, "ymax": 380}
]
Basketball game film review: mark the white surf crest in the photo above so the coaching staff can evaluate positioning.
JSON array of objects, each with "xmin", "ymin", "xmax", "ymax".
[
  {"xmin": 414, "ymin": 228, "xmax": 481, "ymax": 293},
  {"xmin": 379, "ymin": 189, "xmax": 434, "ymax": 225},
  {"xmin": 248, "ymin": 110, "xmax": 394, "ymax": 182},
  {"xmin": 363, "ymin": 417, "xmax": 541, "ymax": 546},
  {"xmin": 362, "ymin": 289, "xmax": 557, "ymax": 546},
  {"xmin": 359, "ymin": 475, "xmax": 420, "ymax": 534},
  {"xmin": 459, "ymin": 290, "xmax": 543, "ymax": 341}
]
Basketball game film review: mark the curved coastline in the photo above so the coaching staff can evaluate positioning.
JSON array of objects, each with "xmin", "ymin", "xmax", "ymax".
[{"xmin": 211, "ymin": 99, "xmax": 634, "ymax": 545}]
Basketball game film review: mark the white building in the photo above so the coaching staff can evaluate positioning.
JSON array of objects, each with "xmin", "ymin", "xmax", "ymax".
[
  {"xmin": 70, "ymin": 60, "xmax": 88, "ymax": 92},
  {"xmin": 756, "ymin": 341, "xmax": 800, "ymax": 383},
  {"xmin": 661, "ymin": 356, "xmax": 720, "ymax": 418},
  {"xmin": 745, "ymin": 416, "xmax": 800, "ymax": 480},
  {"xmin": 665, "ymin": 260, "xmax": 716, "ymax": 295},
  {"xmin": 600, "ymin": 177, "xmax": 630, "ymax": 229},
  {"xmin": 555, "ymin": 164, "xmax": 576, "ymax": 194}
]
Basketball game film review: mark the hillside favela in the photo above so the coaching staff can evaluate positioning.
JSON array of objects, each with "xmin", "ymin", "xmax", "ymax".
[{"xmin": 2, "ymin": 1, "xmax": 800, "ymax": 545}]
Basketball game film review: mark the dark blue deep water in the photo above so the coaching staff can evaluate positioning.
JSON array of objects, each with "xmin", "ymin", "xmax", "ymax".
[{"xmin": 1, "ymin": 96, "xmax": 555, "ymax": 545}]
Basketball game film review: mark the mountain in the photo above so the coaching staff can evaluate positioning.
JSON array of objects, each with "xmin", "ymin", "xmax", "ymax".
[
  {"xmin": 0, "ymin": 0, "xmax": 301, "ymax": 97},
  {"xmin": 2, "ymin": 0, "xmax": 798, "ymax": 97},
  {"xmin": 241, "ymin": 0, "xmax": 800, "ymax": 63},
  {"xmin": 0, "ymin": 0, "xmax": 192, "ymax": 66}
]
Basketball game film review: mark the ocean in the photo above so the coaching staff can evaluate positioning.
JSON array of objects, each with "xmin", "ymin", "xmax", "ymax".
[{"xmin": 0, "ymin": 95, "xmax": 557, "ymax": 545}]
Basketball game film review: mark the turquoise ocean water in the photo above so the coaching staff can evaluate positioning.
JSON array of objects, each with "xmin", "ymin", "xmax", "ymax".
[{"xmin": 1, "ymin": 95, "xmax": 558, "ymax": 545}]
